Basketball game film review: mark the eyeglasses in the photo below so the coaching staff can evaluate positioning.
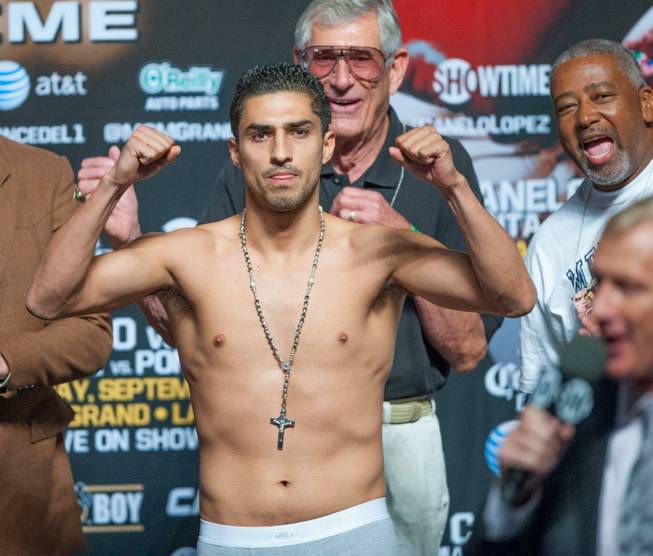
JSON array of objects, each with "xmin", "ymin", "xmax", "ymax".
[{"xmin": 300, "ymin": 46, "xmax": 390, "ymax": 81}]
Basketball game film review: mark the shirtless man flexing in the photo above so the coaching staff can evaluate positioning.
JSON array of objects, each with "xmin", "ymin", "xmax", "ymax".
[{"xmin": 27, "ymin": 63, "xmax": 534, "ymax": 556}]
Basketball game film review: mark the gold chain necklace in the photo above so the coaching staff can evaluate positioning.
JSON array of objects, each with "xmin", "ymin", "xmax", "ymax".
[{"xmin": 239, "ymin": 206, "xmax": 325, "ymax": 450}]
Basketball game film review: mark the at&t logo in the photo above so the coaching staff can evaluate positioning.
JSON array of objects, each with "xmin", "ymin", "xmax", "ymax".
[{"xmin": 0, "ymin": 60, "xmax": 30, "ymax": 110}]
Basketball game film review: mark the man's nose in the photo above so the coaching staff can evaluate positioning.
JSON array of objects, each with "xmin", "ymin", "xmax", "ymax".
[
  {"xmin": 271, "ymin": 134, "xmax": 292, "ymax": 165},
  {"xmin": 327, "ymin": 56, "xmax": 355, "ymax": 91},
  {"xmin": 576, "ymin": 100, "xmax": 600, "ymax": 129}
]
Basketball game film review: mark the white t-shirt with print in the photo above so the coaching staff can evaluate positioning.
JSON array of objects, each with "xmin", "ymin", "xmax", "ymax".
[{"xmin": 519, "ymin": 160, "xmax": 653, "ymax": 393}]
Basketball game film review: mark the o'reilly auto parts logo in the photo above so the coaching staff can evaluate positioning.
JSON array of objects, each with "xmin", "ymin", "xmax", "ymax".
[
  {"xmin": 433, "ymin": 58, "xmax": 551, "ymax": 105},
  {"xmin": 0, "ymin": 60, "xmax": 30, "ymax": 111},
  {"xmin": 139, "ymin": 61, "xmax": 225, "ymax": 112}
]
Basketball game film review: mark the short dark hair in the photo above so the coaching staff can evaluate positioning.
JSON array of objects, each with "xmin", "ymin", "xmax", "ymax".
[{"xmin": 229, "ymin": 62, "xmax": 331, "ymax": 139}]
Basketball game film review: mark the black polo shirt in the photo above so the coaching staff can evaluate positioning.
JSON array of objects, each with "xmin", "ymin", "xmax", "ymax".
[{"xmin": 201, "ymin": 108, "xmax": 502, "ymax": 400}]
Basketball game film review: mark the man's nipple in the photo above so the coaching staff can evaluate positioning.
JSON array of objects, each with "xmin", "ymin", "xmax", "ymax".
[
  {"xmin": 213, "ymin": 334, "xmax": 226, "ymax": 347},
  {"xmin": 337, "ymin": 332, "xmax": 349, "ymax": 344}
]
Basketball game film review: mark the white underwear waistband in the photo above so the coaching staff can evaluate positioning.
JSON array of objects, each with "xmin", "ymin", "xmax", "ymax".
[{"xmin": 198, "ymin": 497, "xmax": 389, "ymax": 548}]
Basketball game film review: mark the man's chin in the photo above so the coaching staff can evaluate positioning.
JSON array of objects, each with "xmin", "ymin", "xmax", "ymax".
[
  {"xmin": 579, "ymin": 159, "xmax": 630, "ymax": 188},
  {"xmin": 331, "ymin": 117, "xmax": 363, "ymax": 140},
  {"xmin": 261, "ymin": 192, "xmax": 311, "ymax": 213},
  {"xmin": 266, "ymin": 199, "xmax": 301, "ymax": 212}
]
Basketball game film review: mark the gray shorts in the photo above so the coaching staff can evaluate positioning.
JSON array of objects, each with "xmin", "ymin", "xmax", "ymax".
[{"xmin": 196, "ymin": 498, "xmax": 398, "ymax": 555}]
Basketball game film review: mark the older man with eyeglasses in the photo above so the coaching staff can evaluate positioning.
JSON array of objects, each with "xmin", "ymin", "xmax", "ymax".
[{"xmin": 78, "ymin": 1, "xmax": 500, "ymax": 554}]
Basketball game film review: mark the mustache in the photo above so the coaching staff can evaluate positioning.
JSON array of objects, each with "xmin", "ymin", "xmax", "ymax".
[{"xmin": 263, "ymin": 165, "xmax": 300, "ymax": 178}]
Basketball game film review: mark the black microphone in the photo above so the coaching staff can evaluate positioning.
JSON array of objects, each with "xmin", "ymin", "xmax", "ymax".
[{"xmin": 500, "ymin": 335, "xmax": 606, "ymax": 505}]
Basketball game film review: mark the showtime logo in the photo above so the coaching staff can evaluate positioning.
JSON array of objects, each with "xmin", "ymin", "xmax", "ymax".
[
  {"xmin": 0, "ymin": 60, "xmax": 30, "ymax": 110},
  {"xmin": 432, "ymin": 58, "xmax": 551, "ymax": 105},
  {"xmin": 0, "ymin": 1, "xmax": 138, "ymax": 43}
]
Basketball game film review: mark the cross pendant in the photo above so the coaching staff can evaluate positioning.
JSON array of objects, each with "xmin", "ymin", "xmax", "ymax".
[{"xmin": 270, "ymin": 412, "xmax": 295, "ymax": 450}]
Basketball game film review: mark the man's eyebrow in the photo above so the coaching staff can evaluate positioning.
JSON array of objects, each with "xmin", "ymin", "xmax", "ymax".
[
  {"xmin": 583, "ymin": 80, "xmax": 614, "ymax": 93},
  {"xmin": 244, "ymin": 123, "xmax": 274, "ymax": 133},
  {"xmin": 285, "ymin": 119, "xmax": 315, "ymax": 129},
  {"xmin": 244, "ymin": 120, "xmax": 315, "ymax": 133},
  {"xmin": 553, "ymin": 91, "xmax": 575, "ymax": 104},
  {"xmin": 553, "ymin": 81, "xmax": 617, "ymax": 104}
]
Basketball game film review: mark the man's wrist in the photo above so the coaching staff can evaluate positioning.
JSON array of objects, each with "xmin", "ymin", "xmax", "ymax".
[
  {"xmin": 102, "ymin": 170, "xmax": 131, "ymax": 199},
  {"xmin": 440, "ymin": 177, "xmax": 477, "ymax": 211},
  {"xmin": 438, "ymin": 172, "xmax": 468, "ymax": 198}
]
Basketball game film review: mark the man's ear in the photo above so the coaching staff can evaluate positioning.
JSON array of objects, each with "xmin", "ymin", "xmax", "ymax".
[
  {"xmin": 228, "ymin": 138, "xmax": 241, "ymax": 168},
  {"xmin": 641, "ymin": 85, "xmax": 653, "ymax": 124},
  {"xmin": 322, "ymin": 126, "xmax": 336, "ymax": 164},
  {"xmin": 388, "ymin": 47, "xmax": 409, "ymax": 96},
  {"xmin": 292, "ymin": 49, "xmax": 302, "ymax": 65}
]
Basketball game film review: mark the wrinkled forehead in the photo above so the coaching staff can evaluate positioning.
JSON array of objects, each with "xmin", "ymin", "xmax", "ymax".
[
  {"xmin": 550, "ymin": 53, "xmax": 628, "ymax": 97},
  {"xmin": 309, "ymin": 12, "xmax": 381, "ymax": 49}
]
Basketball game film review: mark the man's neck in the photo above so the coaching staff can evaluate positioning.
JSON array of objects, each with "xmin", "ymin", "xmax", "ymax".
[
  {"xmin": 242, "ymin": 196, "xmax": 322, "ymax": 260},
  {"xmin": 331, "ymin": 114, "xmax": 390, "ymax": 184}
]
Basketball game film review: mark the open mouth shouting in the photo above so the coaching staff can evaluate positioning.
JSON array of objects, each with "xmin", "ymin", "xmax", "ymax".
[{"xmin": 581, "ymin": 133, "xmax": 616, "ymax": 166}]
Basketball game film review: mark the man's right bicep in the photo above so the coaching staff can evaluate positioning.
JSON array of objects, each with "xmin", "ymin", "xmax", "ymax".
[{"xmin": 64, "ymin": 243, "xmax": 173, "ymax": 316}]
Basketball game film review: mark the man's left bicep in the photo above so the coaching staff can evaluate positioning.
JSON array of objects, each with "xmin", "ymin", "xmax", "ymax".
[{"xmin": 392, "ymin": 241, "xmax": 490, "ymax": 313}]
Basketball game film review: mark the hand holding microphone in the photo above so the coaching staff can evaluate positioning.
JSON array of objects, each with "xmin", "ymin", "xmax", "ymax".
[
  {"xmin": 498, "ymin": 406, "xmax": 575, "ymax": 504},
  {"xmin": 499, "ymin": 335, "xmax": 606, "ymax": 505}
]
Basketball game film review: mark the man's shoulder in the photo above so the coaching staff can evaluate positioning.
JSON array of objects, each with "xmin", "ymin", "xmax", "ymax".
[
  {"xmin": 0, "ymin": 135, "xmax": 66, "ymax": 168},
  {"xmin": 195, "ymin": 214, "xmax": 242, "ymax": 250},
  {"xmin": 0, "ymin": 137, "xmax": 73, "ymax": 218},
  {"xmin": 139, "ymin": 223, "xmax": 223, "ymax": 250}
]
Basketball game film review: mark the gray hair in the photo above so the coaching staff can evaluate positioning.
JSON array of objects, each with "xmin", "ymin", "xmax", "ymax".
[
  {"xmin": 552, "ymin": 38, "xmax": 646, "ymax": 91},
  {"xmin": 294, "ymin": 0, "xmax": 402, "ymax": 56},
  {"xmin": 604, "ymin": 196, "xmax": 653, "ymax": 237}
]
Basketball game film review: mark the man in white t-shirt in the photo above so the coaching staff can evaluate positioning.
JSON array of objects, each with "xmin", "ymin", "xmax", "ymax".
[{"xmin": 520, "ymin": 38, "xmax": 653, "ymax": 393}]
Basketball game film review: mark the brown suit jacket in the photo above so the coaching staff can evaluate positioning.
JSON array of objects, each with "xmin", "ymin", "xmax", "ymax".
[{"xmin": 0, "ymin": 136, "xmax": 112, "ymax": 555}]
